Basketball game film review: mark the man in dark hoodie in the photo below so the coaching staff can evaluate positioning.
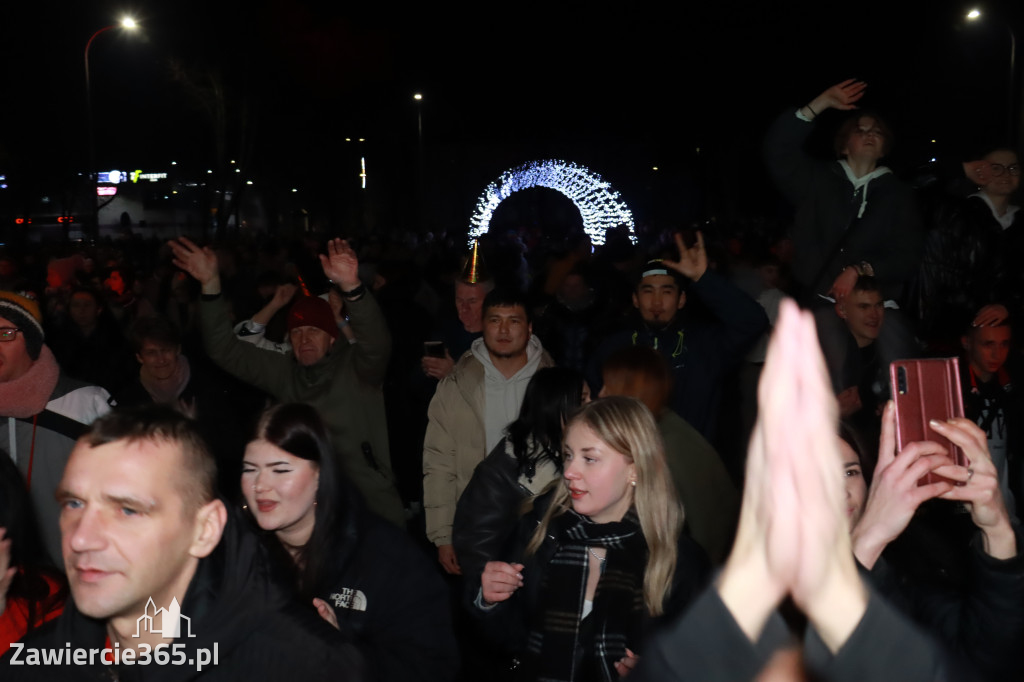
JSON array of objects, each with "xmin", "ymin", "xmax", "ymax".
[{"xmin": 2, "ymin": 407, "xmax": 363, "ymax": 681}]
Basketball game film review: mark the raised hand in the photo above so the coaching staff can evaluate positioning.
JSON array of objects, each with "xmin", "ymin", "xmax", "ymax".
[
  {"xmin": 168, "ymin": 237, "xmax": 220, "ymax": 292},
  {"xmin": 811, "ymin": 79, "xmax": 867, "ymax": 113},
  {"xmin": 662, "ymin": 231, "xmax": 707, "ymax": 282},
  {"xmin": 828, "ymin": 266, "xmax": 859, "ymax": 301},
  {"xmin": 481, "ymin": 561, "xmax": 525, "ymax": 604},
  {"xmin": 718, "ymin": 299, "xmax": 868, "ymax": 653},
  {"xmin": 930, "ymin": 418, "xmax": 1017, "ymax": 559},
  {"xmin": 851, "ymin": 402, "xmax": 961, "ymax": 569},
  {"xmin": 271, "ymin": 283, "xmax": 298, "ymax": 310},
  {"xmin": 973, "ymin": 303, "xmax": 1009, "ymax": 328},
  {"xmin": 717, "ymin": 300, "xmax": 814, "ymax": 641},
  {"xmin": 319, "ymin": 238, "xmax": 361, "ymax": 291}
]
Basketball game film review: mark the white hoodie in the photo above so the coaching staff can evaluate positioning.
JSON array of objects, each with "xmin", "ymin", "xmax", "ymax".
[{"xmin": 470, "ymin": 334, "xmax": 546, "ymax": 453}]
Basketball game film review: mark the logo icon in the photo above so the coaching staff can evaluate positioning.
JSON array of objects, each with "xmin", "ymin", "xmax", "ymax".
[{"xmin": 134, "ymin": 597, "xmax": 195, "ymax": 639}]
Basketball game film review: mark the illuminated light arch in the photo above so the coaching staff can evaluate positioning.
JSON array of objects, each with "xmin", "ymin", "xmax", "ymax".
[{"xmin": 467, "ymin": 160, "xmax": 635, "ymax": 246}]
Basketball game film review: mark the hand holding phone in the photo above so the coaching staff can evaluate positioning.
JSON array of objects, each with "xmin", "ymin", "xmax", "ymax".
[{"xmin": 889, "ymin": 358, "xmax": 967, "ymax": 486}]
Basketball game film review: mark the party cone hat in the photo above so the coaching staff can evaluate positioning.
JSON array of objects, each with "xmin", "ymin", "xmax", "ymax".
[{"xmin": 459, "ymin": 239, "xmax": 491, "ymax": 284}]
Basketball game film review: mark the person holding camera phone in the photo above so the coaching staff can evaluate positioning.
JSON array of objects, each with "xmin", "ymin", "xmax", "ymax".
[{"xmin": 848, "ymin": 403, "xmax": 1024, "ymax": 681}]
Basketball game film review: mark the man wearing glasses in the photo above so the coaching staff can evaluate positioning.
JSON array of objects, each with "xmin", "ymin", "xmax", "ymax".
[
  {"xmin": 919, "ymin": 147, "xmax": 1024, "ymax": 349},
  {"xmin": 0, "ymin": 291, "xmax": 113, "ymax": 565}
]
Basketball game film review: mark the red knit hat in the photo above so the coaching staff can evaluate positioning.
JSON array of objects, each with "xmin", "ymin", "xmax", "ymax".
[{"xmin": 286, "ymin": 296, "xmax": 339, "ymax": 340}]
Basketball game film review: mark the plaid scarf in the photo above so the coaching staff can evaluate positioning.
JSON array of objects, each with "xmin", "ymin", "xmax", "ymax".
[{"xmin": 525, "ymin": 508, "xmax": 647, "ymax": 682}]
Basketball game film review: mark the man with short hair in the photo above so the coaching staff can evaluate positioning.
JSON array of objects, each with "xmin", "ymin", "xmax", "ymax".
[
  {"xmin": 826, "ymin": 277, "xmax": 889, "ymax": 448},
  {"xmin": 588, "ymin": 232, "xmax": 768, "ymax": 441},
  {"xmin": 919, "ymin": 146, "xmax": 1024, "ymax": 348},
  {"xmin": 169, "ymin": 237, "xmax": 405, "ymax": 527},
  {"xmin": 423, "ymin": 289, "xmax": 553, "ymax": 574},
  {"xmin": 421, "ymin": 275, "xmax": 495, "ymax": 381},
  {"xmin": 0, "ymin": 291, "xmax": 112, "ymax": 565},
  {"xmin": 1, "ymin": 406, "xmax": 362, "ymax": 680},
  {"xmin": 961, "ymin": 317, "xmax": 1021, "ymax": 516}
]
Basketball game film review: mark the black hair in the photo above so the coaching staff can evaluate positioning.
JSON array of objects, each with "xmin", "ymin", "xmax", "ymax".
[
  {"xmin": 251, "ymin": 403, "xmax": 352, "ymax": 602},
  {"xmin": 839, "ymin": 421, "xmax": 874, "ymax": 487},
  {"xmin": 482, "ymin": 288, "xmax": 532, "ymax": 323},
  {"xmin": 0, "ymin": 451, "xmax": 68, "ymax": 633},
  {"xmin": 68, "ymin": 286, "xmax": 103, "ymax": 307},
  {"xmin": 506, "ymin": 368, "xmax": 585, "ymax": 478}
]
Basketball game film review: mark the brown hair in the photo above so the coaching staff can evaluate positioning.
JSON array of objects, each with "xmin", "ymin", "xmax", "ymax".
[
  {"xmin": 834, "ymin": 111, "xmax": 893, "ymax": 159},
  {"xmin": 601, "ymin": 346, "xmax": 672, "ymax": 416}
]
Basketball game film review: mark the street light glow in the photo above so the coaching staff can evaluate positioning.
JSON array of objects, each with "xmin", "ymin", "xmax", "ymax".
[
  {"xmin": 966, "ymin": 8, "xmax": 981, "ymax": 20},
  {"xmin": 413, "ymin": 93, "xmax": 423, "ymax": 101},
  {"xmin": 121, "ymin": 17, "xmax": 138, "ymax": 29}
]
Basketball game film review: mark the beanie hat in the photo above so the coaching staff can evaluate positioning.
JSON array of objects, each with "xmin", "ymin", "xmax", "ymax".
[
  {"xmin": 0, "ymin": 291, "xmax": 44, "ymax": 360},
  {"xmin": 287, "ymin": 296, "xmax": 339, "ymax": 340}
]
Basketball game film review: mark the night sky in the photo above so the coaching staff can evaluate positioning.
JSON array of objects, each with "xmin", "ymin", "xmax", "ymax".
[{"xmin": 2, "ymin": 0, "xmax": 1022, "ymax": 235}]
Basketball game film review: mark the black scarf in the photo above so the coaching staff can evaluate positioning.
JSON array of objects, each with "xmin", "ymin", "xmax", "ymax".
[{"xmin": 525, "ymin": 508, "xmax": 647, "ymax": 682}]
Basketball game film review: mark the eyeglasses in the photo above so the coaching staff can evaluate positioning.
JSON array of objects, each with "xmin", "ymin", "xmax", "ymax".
[
  {"xmin": 0, "ymin": 327, "xmax": 21, "ymax": 342},
  {"xmin": 990, "ymin": 163, "xmax": 1021, "ymax": 177}
]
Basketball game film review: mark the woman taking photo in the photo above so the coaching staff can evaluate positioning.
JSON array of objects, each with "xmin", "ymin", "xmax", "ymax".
[
  {"xmin": 475, "ymin": 396, "xmax": 709, "ymax": 681},
  {"xmin": 242, "ymin": 403, "xmax": 458, "ymax": 682}
]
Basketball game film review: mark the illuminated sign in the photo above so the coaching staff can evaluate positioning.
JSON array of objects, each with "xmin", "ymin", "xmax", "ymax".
[
  {"xmin": 468, "ymin": 160, "xmax": 635, "ymax": 246},
  {"xmin": 97, "ymin": 170, "xmax": 126, "ymax": 184},
  {"xmin": 131, "ymin": 170, "xmax": 168, "ymax": 183},
  {"xmin": 97, "ymin": 186, "xmax": 118, "ymax": 196}
]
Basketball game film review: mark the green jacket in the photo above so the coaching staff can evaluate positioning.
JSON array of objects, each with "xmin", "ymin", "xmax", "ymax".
[
  {"xmin": 658, "ymin": 409, "xmax": 739, "ymax": 565},
  {"xmin": 200, "ymin": 291, "xmax": 405, "ymax": 526}
]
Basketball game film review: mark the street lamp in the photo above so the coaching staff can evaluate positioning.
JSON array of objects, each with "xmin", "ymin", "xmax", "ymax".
[
  {"xmin": 965, "ymin": 8, "xmax": 1017, "ymax": 144},
  {"xmin": 413, "ymin": 92, "xmax": 425, "ymax": 229},
  {"xmin": 85, "ymin": 16, "xmax": 138, "ymax": 239}
]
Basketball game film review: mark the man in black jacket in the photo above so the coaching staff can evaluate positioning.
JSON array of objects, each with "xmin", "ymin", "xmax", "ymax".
[
  {"xmin": 2, "ymin": 407, "xmax": 363, "ymax": 680},
  {"xmin": 588, "ymin": 231, "xmax": 768, "ymax": 441}
]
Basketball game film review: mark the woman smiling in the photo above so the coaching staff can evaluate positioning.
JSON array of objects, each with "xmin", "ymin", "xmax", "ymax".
[{"xmin": 242, "ymin": 403, "xmax": 458, "ymax": 681}]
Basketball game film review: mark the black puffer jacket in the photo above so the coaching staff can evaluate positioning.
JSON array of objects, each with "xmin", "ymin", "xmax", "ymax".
[{"xmin": 309, "ymin": 483, "xmax": 460, "ymax": 682}]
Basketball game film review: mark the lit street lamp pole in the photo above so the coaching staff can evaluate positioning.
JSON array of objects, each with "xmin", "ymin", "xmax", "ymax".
[
  {"xmin": 84, "ymin": 17, "xmax": 137, "ymax": 240},
  {"xmin": 966, "ymin": 8, "xmax": 1017, "ymax": 145},
  {"xmin": 413, "ymin": 92, "xmax": 425, "ymax": 230}
]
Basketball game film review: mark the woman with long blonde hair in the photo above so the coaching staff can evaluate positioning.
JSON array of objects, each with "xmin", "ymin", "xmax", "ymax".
[{"xmin": 474, "ymin": 396, "xmax": 709, "ymax": 681}]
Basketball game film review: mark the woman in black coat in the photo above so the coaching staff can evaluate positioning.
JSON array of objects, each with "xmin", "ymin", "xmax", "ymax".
[{"xmin": 241, "ymin": 403, "xmax": 459, "ymax": 682}]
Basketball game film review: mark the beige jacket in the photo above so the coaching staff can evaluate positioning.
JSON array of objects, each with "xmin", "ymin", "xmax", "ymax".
[{"xmin": 422, "ymin": 337, "xmax": 553, "ymax": 546}]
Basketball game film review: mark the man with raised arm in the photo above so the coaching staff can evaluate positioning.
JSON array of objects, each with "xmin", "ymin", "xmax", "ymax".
[
  {"xmin": 169, "ymin": 237, "xmax": 404, "ymax": 526},
  {"xmin": 588, "ymin": 231, "xmax": 768, "ymax": 441}
]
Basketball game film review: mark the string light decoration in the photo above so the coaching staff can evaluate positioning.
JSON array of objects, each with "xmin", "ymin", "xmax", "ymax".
[{"xmin": 467, "ymin": 160, "xmax": 636, "ymax": 246}]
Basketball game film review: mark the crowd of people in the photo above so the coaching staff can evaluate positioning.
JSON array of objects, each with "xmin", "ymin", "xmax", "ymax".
[{"xmin": 0, "ymin": 78, "xmax": 1022, "ymax": 680}]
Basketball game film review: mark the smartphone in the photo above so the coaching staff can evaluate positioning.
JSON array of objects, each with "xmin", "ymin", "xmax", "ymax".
[
  {"xmin": 423, "ymin": 341, "xmax": 446, "ymax": 358},
  {"xmin": 889, "ymin": 358, "xmax": 967, "ymax": 486}
]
